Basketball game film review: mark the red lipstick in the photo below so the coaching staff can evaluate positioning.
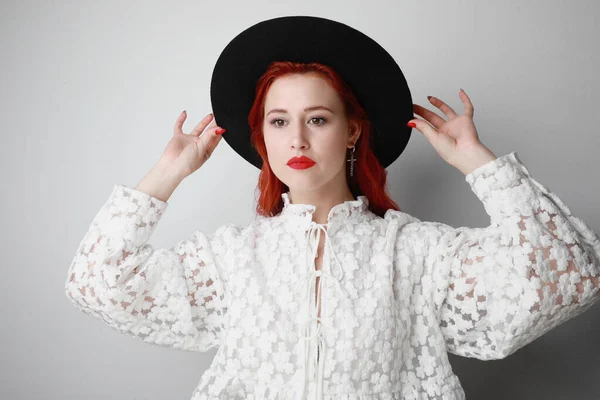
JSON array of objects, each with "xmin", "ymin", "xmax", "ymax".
[{"xmin": 287, "ymin": 155, "xmax": 316, "ymax": 170}]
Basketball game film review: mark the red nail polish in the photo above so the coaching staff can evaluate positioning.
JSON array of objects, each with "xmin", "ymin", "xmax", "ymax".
[
  {"xmin": 215, "ymin": 128, "xmax": 226, "ymax": 135},
  {"xmin": 407, "ymin": 122, "xmax": 416, "ymax": 128}
]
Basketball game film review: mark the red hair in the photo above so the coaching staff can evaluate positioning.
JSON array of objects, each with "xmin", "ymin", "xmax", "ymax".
[{"xmin": 248, "ymin": 61, "xmax": 401, "ymax": 218}]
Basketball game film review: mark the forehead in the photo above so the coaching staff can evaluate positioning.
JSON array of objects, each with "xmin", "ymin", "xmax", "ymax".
[{"xmin": 264, "ymin": 74, "xmax": 340, "ymax": 107}]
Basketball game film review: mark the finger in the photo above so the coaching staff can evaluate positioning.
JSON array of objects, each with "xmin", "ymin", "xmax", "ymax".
[
  {"xmin": 173, "ymin": 110, "xmax": 188, "ymax": 135},
  {"xmin": 194, "ymin": 121, "xmax": 224, "ymax": 143},
  {"xmin": 190, "ymin": 113, "xmax": 216, "ymax": 137},
  {"xmin": 194, "ymin": 125, "xmax": 224, "ymax": 159},
  {"xmin": 413, "ymin": 104, "xmax": 446, "ymax": 129},
  {"xmin": 408, "ymin": 117, "xmax": 439, "ymax": 144},
  {"xmin": 459, "ymin": 89, "xmax": 475, "ymax": 118},
  {"xmin": 428, "ymin": 96, "xmax": 458, "ymax": 119},
  {"xmin": 202, "ymin": 133, "xmax": 223, "ymax": 161}
]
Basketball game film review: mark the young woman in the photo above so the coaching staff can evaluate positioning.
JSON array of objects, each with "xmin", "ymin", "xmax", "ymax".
[{"xmin": 65, "ymin": 16, "xmax": 600, "ymax": 400}]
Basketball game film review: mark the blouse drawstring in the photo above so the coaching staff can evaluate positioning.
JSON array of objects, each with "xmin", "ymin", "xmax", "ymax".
[{"xmin": 293, "ymin": 221, "xmax": 348, "ymax": 400}]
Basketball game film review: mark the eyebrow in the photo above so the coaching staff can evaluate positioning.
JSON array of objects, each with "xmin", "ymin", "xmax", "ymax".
[{"xmin": 266, "ymin": 106, "xmax": 334, "ymax": 116}]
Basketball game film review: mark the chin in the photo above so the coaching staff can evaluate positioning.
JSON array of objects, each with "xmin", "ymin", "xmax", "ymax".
[
  {"xmin": 287, "ymin": 179, "xmax": 332, "ymax": 193},
  {"xmin": 277, "ymin": 168, "xmax": 337, "ymax": 192}
]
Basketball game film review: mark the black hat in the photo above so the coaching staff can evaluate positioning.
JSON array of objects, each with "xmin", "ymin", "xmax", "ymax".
[{"xmin": 210, "ymin": 15, "xmax": 413, "ymax": 170}]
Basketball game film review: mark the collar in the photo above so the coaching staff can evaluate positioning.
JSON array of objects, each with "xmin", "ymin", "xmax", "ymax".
[{"xmin": 280, "ymin": 192, "xmax": 370, "ymax": 225}]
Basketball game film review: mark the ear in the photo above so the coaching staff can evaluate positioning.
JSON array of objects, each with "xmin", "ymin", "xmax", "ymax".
[{"xmin": 348, "ymin": 120, "xmax": 361, "ymax": 146}]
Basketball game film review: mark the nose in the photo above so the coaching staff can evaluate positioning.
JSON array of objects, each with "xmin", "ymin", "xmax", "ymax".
[
  {"xmin": 291, "ymin": 125, "xmax": 310, "ymax": 150},
  {"xmin": 291, "ymin": 141, "xmax": 308, "ymax": 150}
]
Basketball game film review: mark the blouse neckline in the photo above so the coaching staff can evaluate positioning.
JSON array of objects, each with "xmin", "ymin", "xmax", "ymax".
[{"xmin": 280, "ymin": 191, "xmax": 370, "ymax": 225}]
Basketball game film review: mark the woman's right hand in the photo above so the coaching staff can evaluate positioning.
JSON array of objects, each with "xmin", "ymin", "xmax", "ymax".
[{"xmin": 157, "ymin": 111, "xmax": 226, "ymax": 180}]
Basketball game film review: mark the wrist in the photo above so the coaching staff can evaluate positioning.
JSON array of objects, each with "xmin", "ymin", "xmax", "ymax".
[
  {"xmin": 153, "ymin": 159, "xmax": 185, "ymax": 183},
  {"xmin": 135, "ymin": 162, "xmax": 183, "ymax": 202},
  {"xmin": 456, "ymin": 145, "xmax": 498, "ymax": 176}
]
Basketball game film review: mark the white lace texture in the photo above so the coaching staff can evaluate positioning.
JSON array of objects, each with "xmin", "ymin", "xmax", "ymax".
[{"xmin": 65, "ymin": 151, "xmax": 600, "ymax": 399}]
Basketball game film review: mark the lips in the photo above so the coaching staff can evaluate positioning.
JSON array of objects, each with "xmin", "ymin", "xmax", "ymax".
[
  {"xmin": 288, "ymin": 162, "xmax": 314, "ymax": 170},
  {"xmin": 287, "ymin": 155, "xmax": 315, "ymax": 169}
]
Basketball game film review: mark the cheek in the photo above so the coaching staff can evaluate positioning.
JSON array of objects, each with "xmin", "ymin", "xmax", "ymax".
[
  {"xmin": 263, "ymin": 134, "xmax": 273, "ymax": 153},
  {"xmin": 264, "ymin": 136, "xmax": 287, "ymax": 172},
  {"xmin": 323, "ymin": 139, "xmax": 347, "ymax": 162},
  {"xmin": 263, "ymin": 135, "xmax": 276, "ymax": 156}
]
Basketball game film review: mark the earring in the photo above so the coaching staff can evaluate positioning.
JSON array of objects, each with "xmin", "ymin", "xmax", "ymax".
[{"xmin": 347, "ymin": 145, "xmax": 356, "ymax": 177}]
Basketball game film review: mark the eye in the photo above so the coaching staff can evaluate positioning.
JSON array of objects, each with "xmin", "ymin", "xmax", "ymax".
[
  {"xmin": 270, "ymin": 118, "xmax": 285, "ymax": 128},
  {"xmin": 310, "ymin": 117, "xmax": 327, "ymax": 126},
  {"xmin": 268, "ymin": 116, "xmax": 327, "ymax": 128}
]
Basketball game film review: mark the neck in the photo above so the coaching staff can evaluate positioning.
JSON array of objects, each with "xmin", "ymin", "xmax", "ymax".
[{"xmin": 287, "ymin": 184, "xmax": 355, "ymax": 225}]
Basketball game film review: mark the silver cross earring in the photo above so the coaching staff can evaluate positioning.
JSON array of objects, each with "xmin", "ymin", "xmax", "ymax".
[{"xmin": 347, "ymin": 145, "xmax": 356, "ymax": 177}]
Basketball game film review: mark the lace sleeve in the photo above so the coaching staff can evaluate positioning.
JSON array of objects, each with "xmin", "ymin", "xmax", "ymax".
[
  {"xmin": 64, "ymin": 184, "xmax": 239, "ymax": 352},
  {"xmin": 425, "ymin": 151, "xmax": 600, "ymax": 360}
]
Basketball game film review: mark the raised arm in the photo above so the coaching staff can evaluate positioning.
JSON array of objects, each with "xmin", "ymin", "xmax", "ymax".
[
  {"xmin": 65, "ymin": 184, "xmax": 240, "ymax": 352},
  {"xmin": 422, "ymin": 152, "xmax": 600, "ymax": 360}
]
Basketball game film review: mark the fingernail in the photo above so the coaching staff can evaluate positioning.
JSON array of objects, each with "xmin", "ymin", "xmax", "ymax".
[
  {"xmin": 215, "ymin": 128, "xmax": 226, "ymax": 135},
  {"xmin": 183, "ymin": 110, "xmax": 186, "ymax": 114},
  {"xmin": 427, "ymin": 96, "xmax": 432, "ymax": 101},
  {"xmin": 407, "ymin": 122, "xmax": 416, "ymax": 128}
]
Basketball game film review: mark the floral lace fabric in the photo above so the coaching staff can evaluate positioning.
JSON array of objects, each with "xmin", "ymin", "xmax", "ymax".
[{"xmin": 65, "ymin": 151, "xmax": 600, "ymax": 399}]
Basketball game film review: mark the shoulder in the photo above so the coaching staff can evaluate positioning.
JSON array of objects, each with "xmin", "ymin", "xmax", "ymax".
[
  {"xmin": 212, "ymin": 219, "xmax": 263, "ymax": 239},
  {"xmin": 211, "ymin": 214, "xmax": 278, "ymax": 241},
  {"xmin": 382, "ymin": 209, "xmax": 458, "ymax": 254},
  {"xmin": 391, "ymin": 217, "xmax": 471, "ymax": 268},
  {"xmin": 382, "ymin": 208, "xmax": 423, "ymax": 237},
  {"xmin": 383, "ymin": 208, "xmax": 420, "ymax": 226}
]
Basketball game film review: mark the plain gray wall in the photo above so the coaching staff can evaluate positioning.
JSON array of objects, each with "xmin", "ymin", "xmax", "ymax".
[{"xmin": 2, "ymin": 0, "xmax": 599, "ymax": 399}]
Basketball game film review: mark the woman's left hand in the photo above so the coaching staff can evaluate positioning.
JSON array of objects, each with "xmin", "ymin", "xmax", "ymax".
[{"xmin": 408, "ymin": 89, "xmax": 497, "ymax": 175}]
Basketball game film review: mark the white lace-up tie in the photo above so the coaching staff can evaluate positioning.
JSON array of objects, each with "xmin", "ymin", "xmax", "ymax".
[{"xmin": 294, "ymin": 221, "xmax": 348, "ymax": 400}]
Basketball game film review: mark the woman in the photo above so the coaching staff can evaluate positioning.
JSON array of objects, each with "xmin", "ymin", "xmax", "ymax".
[{"xmin": 65, "ymin": 16, "xmax": 600, "ymax": 400}]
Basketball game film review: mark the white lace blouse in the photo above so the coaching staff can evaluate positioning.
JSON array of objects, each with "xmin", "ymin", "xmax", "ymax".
[{"xmin": 65, "ymin": 151, "xmax": 600, "ymax": 400}]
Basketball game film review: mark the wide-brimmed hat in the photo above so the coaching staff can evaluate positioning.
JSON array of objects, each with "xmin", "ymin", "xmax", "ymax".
[{"xmin": 210, "ymin": 15, "xmax": 414, "ymax": 170}]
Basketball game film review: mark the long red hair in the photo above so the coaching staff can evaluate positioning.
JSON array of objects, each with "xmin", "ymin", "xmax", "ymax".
[{"xmin": 248, "ymin": 61, "xmax": 400, "ymax": 218}]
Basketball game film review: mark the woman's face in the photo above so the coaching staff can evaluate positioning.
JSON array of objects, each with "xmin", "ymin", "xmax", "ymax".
[{"xmin": 263, "ymin": 73, "xmax": 356, "ymax": 193}]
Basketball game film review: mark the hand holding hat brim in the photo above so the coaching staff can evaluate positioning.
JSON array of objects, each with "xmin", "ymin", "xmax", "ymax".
[{"xmin": 409, "ymin": 89, "xmax": 497, "ymax": 174}]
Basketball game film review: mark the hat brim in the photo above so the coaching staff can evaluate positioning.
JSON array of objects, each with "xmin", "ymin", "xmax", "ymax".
[{"xmin": 210, "ymin": 15, "xmax": 413, "ymax": 169}]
